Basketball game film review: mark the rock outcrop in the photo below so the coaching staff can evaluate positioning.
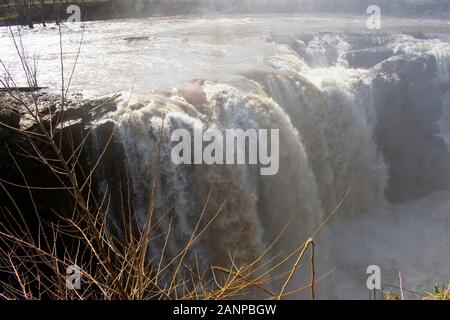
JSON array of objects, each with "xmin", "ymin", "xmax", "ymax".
[
  {"xmin": 0, "ymin": 92, "xmax": 120, "ymax": 229},
  {"xmin": 372, "ymin": 54, "xmax": 450, "ymax": 201}
]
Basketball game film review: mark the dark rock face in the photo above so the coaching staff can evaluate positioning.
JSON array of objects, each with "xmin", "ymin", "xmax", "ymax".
[
  {"xmin": 0, "ymin": 96, "xmax": 23, "ymax": 186},
  {"xmin": 372, "ymin": 54, "xmax": 450, "ymax": 202},
  {"xmin": 344, "ymin": 47, "xmax": 395, "ymax": 69},
  {"xmin": 0, "ymin": 93, "xmax": 120, "ymax": 233},
  {"xmin": 0, "ymin": 97, "xmax": 20, "ymax": 139}
]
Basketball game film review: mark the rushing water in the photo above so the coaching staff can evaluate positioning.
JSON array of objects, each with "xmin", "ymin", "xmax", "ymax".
[{"xmin": 1, "ymin": 14, "xmax": 449, "ymax": 299}]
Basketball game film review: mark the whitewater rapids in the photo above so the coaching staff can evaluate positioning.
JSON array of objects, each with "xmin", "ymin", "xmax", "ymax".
[{"xmin": 1, "ymin": 14, "xmax": 449, "ymax": 299}]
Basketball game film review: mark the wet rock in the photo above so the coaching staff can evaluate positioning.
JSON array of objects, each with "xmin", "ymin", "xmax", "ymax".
[
  {"xmin": 0, "ymin": 97, "xmax": 20, "ymax": 139},
  {"xmin": 344, "ymin": 47, "xmax": 395, "ymax": 69},
  {"xmin": 372, "ymin": 54, "xmax": 450, "ymax": 201},
  {"xmin": 0, "ymin": 92, "xmax": 121, "ymax": 224}
]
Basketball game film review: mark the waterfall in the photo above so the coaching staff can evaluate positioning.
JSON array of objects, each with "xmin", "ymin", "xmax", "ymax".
[
  {"xmin": 88, "ymin": 31, "xmax": 450, "ymax": 298},
  {"xmin": 101, "ymin": 81, "xmax": 324, "ymax": 275}
]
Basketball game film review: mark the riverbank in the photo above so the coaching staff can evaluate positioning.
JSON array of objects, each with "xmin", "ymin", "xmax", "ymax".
[
  {"xmin": 1, "ymin": 0, "xmax": 449, "ymax": 28},
  {"xmin": 0, "ymin": 0, "xmax": 203, "ymax": 27}
]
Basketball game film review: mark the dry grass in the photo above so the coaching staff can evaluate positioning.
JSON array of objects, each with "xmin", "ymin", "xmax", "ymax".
[
  {"xmin": 382, "ymin": 282, "xmax": 450, "ymax": 300},
  {"xmin": 423, "ymin": 283, "xmax": 450, "ymax": 300},
  {"xmin": 383, "ymin": 290, "xmax": 401, "ymax": 300}
]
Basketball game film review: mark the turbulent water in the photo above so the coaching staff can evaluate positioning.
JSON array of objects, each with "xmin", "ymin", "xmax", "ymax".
[{"xmin": 1, "ymin": 14, "xmax": 449, "ymax": 299}]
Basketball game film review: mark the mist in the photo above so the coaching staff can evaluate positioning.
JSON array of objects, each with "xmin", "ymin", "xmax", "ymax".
[{"xmin": 199, "ymin": 0, "xmax": 449, "ymax": 15}]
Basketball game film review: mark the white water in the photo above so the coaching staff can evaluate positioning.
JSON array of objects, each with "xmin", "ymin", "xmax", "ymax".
[{"xmin": 1, "ymin": 14, "xmax": 449, "ymax": 299}]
